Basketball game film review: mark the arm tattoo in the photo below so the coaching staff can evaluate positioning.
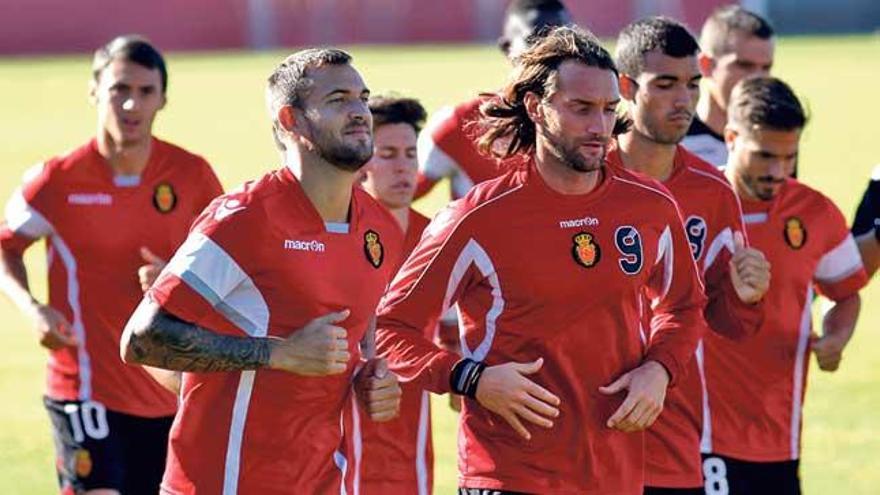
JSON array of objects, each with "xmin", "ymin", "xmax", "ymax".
[{"xmin": 128, "ymin": 309, "xmax": 271, "ymax": 372}]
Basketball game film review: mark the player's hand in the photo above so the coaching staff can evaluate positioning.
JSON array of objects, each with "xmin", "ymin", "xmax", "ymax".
[
  {"xmin": 354, "ymin": 358, "xmax": 402, "ymax": 422},
  {"xmin": 811, "ymin": 333, "xmax": 847, "ymax": 372},
  {"xmin": 29, "ymin": 303, "xmax": 77, "ymax": 350},
  {"xmin": 599, "ymin": 360, "xmax": 669, "ymax": 433},
  {"xmin": 138, "ymin": 247, "xmax": 167, "ymax": 292},
  {"xmin": 268, "ymin": 310, "xmax": 351, "ymax": 376},
  {"xmin": 475, "ymin": 358, "xmax": 560, "ymax": 440},
  {"xmin": 729, "ymin": 232, "xmax": 771, "ymax": 304}
]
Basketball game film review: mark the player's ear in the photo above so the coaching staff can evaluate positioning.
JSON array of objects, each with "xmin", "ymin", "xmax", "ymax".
[
  {"xmin": 724, "ymin": 126, "xmax": 738, "ymax": 152},
  {"xmin": 619, "ymin": 75, "xmax": 637, "ymax": 102},
  {"xmin": 277, "ymin": 105, "xmax": 299, "ymax": 135},
  {"xmin": 698, "ymin": 52, "xmax": 715, "ymax": 77},
  {"xmin": 524, "ymin": 91, "xmax": 544, "ymax": 125},
  {"xmin": 88, "ymin": 79, "xmax": 98, "ymax": 105},
  {"xmin": 159, "ymin": 92, "xmax": 167, "ymax": 111}
]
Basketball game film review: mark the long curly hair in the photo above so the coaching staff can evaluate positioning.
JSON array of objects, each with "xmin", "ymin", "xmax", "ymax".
[{"xmin": 478, "ymin": 25, "xmax": 630, "ymax": 159}]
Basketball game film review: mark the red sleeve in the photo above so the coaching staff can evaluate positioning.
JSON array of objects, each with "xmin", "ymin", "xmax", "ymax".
[
  {"xmin": 148, "ymin": 193, "xmax": 263, "ymax": 337},
  {"xmin": 813, "ymin": 202, "xmax": 868, "ymax": 300},
  {"xmin": 643, "ymin": 203, "xmax": 709, "ymax": 386},
  {"xmin": 195, "ymin": 159, "xmax": 224, "ymax": 212},
  {"xmin": 702, "ymin": 189, "xmax": 763, "ymax": 340},
  {"xmin": 375, "ymin": 206, "xmax": 470, "ymax": 394},
  {"xmin": 414, "ymin": 172, "xmax": 439, "ymax": 200},
  {"xmin": 0, "ymin": 162, "xmax": 56, "ymax": 256}
]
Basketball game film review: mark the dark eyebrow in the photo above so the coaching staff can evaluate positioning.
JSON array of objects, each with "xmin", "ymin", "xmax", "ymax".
[{"xmin": 570, "ymin": 98, "xmax": 620, "ymax": 106}]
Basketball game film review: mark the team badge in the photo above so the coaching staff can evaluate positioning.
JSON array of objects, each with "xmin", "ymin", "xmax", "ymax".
[
  {"xmin": 74, "ymin": 449, "xmax": 92, "ymax": 477},
  {"xmin": 572, "ymin": 232, "xmax": 601, "ymax": 268},
  {"xmin": 364, "ymin": 230, "xmax": 384, "ymax": 268},
  {"xmin": 783, "ymin": 216, "xmax": 807, "ymax": 249},
  {"xmin": 153, "ymin": 183, "xmax": 177, "ymax": 213}
]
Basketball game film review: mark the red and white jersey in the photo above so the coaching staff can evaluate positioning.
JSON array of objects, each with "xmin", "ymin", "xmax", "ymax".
[
  {"xmin": 149, "ymin": 166, "xmax": 402, "ymax": 495},
  {"xmin": 608, "ymin": 147, "xmax": 763, "ymax": 488},
  {"xmin": 415, "ymin": 96, "xmax": 505, "ymax": 200},
  {"xmin": 360, "ymin": 208, "xmax": 434, "ymax": 495},
  {"xmin": 703, "ymin": 178, "xmax": 868, "ymax": 462},
  {"xmin": 376, "ymin": 160, "xmax": 708, "ymax": 494},
  {"xmin": 0, "ymin": 137, "xmax": 222, "ymax": 417}
]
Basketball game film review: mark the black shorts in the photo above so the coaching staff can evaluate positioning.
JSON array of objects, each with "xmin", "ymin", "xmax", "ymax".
[
  {"xmin": 644, "ymin": 487, "xmax": 703, "ymax": 495},
  {"xmin": 701, "ymin": 454, "xmax": 801, "ymax": 495},
  {"xmin": 44, "ymin": 397, "xmax": 173, "ymax": 495}
]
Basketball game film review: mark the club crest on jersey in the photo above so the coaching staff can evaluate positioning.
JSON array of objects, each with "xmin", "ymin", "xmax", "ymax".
[
  {"xmin": 74, "ymin": 449, "xmax": 93, "ymax": 477},
  {"xmin": 364, "ymin": 230, "xmax": 384, "ymax": 268},
  {"xmin": 783, "ymin": 216, "xmax": 807, "ymax": 249},
  {"xmin": 572, "ymin": 232, "xmax": 601, "ymax": 268},
  {"xmin": 153, "ymin": 183, "xmax": 176, "ymax": 213}
]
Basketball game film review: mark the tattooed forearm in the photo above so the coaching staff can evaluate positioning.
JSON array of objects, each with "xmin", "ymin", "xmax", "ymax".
[{"xmin": 122, "ymin": 302, "xmax": 272, "ymax": 372}]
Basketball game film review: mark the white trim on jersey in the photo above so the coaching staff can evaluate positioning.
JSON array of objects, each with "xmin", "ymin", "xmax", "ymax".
[
  {"xmin": 445, "ymin": 238, "xmax": 504, "ymax": 362},
  {"xmin": 415, "ymin": 391, "xmax": 430, "ymax": 495},
  {"xmin": 696, "ymin": 340, "xmax": 713, "ymax": 453},
  {"xmin": 652, "ymin": 225, "xmax": 675, "ymax": 305},
  {"xmin": 417, "ymin": 106, "xmax": 458, "ymax": 181},
  {"xmin": 333, "ymin": 409, "xmax": 349, "ymax": 495},
  {"xmin": 50, "ymin": 234, "xmax": 92, "ymax": 400},
  {"xmin": 681, "ymin": 134, "xmax": 728, "ymax": 167},
  {"xmin": 5, "ymin": 187, "xmax": 53, "ymax": 239},
  {"xmin": 351, "ymin": 393, "xmax": 363, "ymax": 495},
  {"xmin": 703, "ymin": 227, "xmax": 734, "ymax": 273},
  {"xmin": 743, "ymin": 213, "xmax": 769, "ymax": 224},
  {"xmin": 416, "ymin": 107, "xmax": 474, "ymax": 199},
  {"xmin": 790, "ymin": 285, "xmax": 813, "ymax": 460},
  {"xmin": 163, "ymin": 232, "xmax": 270, "ymax": 495},
  {"xmin": 165, "ymin": 233, "xmax": 269, "ymax": 336},
  {"xmin": 225, "ymin": 370, "xmax": 257, "ymax": 495},
  {"xmin": 814, "ymin": 234, "xmax": 864, "ymax": 284}
]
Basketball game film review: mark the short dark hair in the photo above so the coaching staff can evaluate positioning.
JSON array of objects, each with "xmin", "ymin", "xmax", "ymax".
[
  {"xmin": 92, "ymin": 35, "xmax": 168, "ymax": 93},
  {"xmin": 615, "ymin": 16, "xmax": 700, "ymax": 78},
  {"xmin": 369, "ymin": 95, "xmax": 427, "ymax": 133},
  {"xmin": 729, "ymin": 76, "xmax": 807, "ymax": 132},
  {"xmin": 479, "ymin": 25, "xmax": 623, "ymax": 158},
  {"xmin": 506, "ymin": 0, "xmax": 567, "ymax": 16},
  {"xmin": 701, "ymin": 5, "xmax": 774, "ymax": 57},
  {"xmin": 266, "ymin": 48, "xmax": 353, "ymax": 150}
]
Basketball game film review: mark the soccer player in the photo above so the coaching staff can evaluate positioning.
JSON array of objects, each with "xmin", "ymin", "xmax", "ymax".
[
  {"xmin": 852, "ymin": 166, "xmax": 880, "ymax": 277},
  {"xmin": 356, "ymin": 94, "xmax": 435, "ymax": 494},
  {"xmin": 120, "ymin": 48, "xmax": 403, "ymax": 494},
  {"xmin": 414, "ymin": 0, "xmax": 572, "ymax": 200},
  {"xmin": 682, "ymin": 5, "xmax": 774, "ymax": 169},
  {"xmin": 702, "ymin": 77, "xmax": 867, "ymax": 495},
  {"xmin": 610, "ymin": 17, "xmax": 770, "ymax": 494},
  {"xmin": 375, "ymin": 26, "xmax": 709, "ymax": 494},
  {"xmin": 0, "ymin": 36, "xmax": 223, "ymax": 495}
]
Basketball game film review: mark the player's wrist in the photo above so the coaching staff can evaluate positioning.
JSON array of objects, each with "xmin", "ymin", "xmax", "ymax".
[
  {"xmin": 642, "ymin": 360, "xmax": 671, "ymax": 385},
  {"xmin": 449, "ymin": 358, "xmax": 486, "ymax": 398},
  {"xmin": 265, "ymin": 337, "xmax": 287, "ymax": 370}
]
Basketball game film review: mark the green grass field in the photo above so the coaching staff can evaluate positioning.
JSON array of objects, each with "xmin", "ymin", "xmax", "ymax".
[{"xmin": 0, "ymin": 36, "xmax": 878, "ymax": 493}]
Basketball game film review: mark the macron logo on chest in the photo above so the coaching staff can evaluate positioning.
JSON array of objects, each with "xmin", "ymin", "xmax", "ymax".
[
  {"xmin": 67, "ymin": 193, "xmax": 113, "ymax": 206},
  {"xmin": 559, "ymin": 216, "xmax": 600, "ymax": 229},
  {"xmin": 283, "ymin": 239, "xmax": 326, "ymax": 253}
]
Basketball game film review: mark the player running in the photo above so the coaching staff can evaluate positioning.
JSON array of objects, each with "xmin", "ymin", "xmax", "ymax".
[
  {"xmin": 701, "ymin": 76, "xmax": 868, "ymax": 495},
  {"xmin": 851, "ymin": 166, "xmax": 880, "ymax": 278},
  {"xmin": 610, "ymin": 17, "xmax": 770, "ymax": 494},
  {"xmin": 356, "ymin": 94, "xmax": 435, "ymax": 494},
  {"xmin": 375, "ymin": 26, "xmax": 709, "ymax": 494},
  {"xmin": 120, "ymin": 48, "xmax": 404, "ymax": 494},
  {"xmin": 682, "ymin": 5, "xmax": 775, "ymax": 170},
  {"xmin": 414, "ymin": 0, "xmax": 573, "ymax": 200},
  {"xmin": 0, "ymin": 36, "xmax": 223, "ymax": 495}
]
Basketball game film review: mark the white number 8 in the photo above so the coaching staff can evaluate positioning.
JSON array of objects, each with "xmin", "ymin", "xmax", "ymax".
[
  {"xmin": 63, "ymin": 401, "xmax": 110, "ymax": 443},
  {"xmin": 703, "ymin": 456, "xmax": 730, "ymax": 495}
]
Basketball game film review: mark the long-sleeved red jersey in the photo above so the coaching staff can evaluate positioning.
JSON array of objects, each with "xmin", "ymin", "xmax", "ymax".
[
  {"xmin": 376, "ymin": 160, "xmax": 708, "ymax": 494},
  {"xmin": 608, "ymin": 146, "xmax": 763, "ymax": 488}
]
